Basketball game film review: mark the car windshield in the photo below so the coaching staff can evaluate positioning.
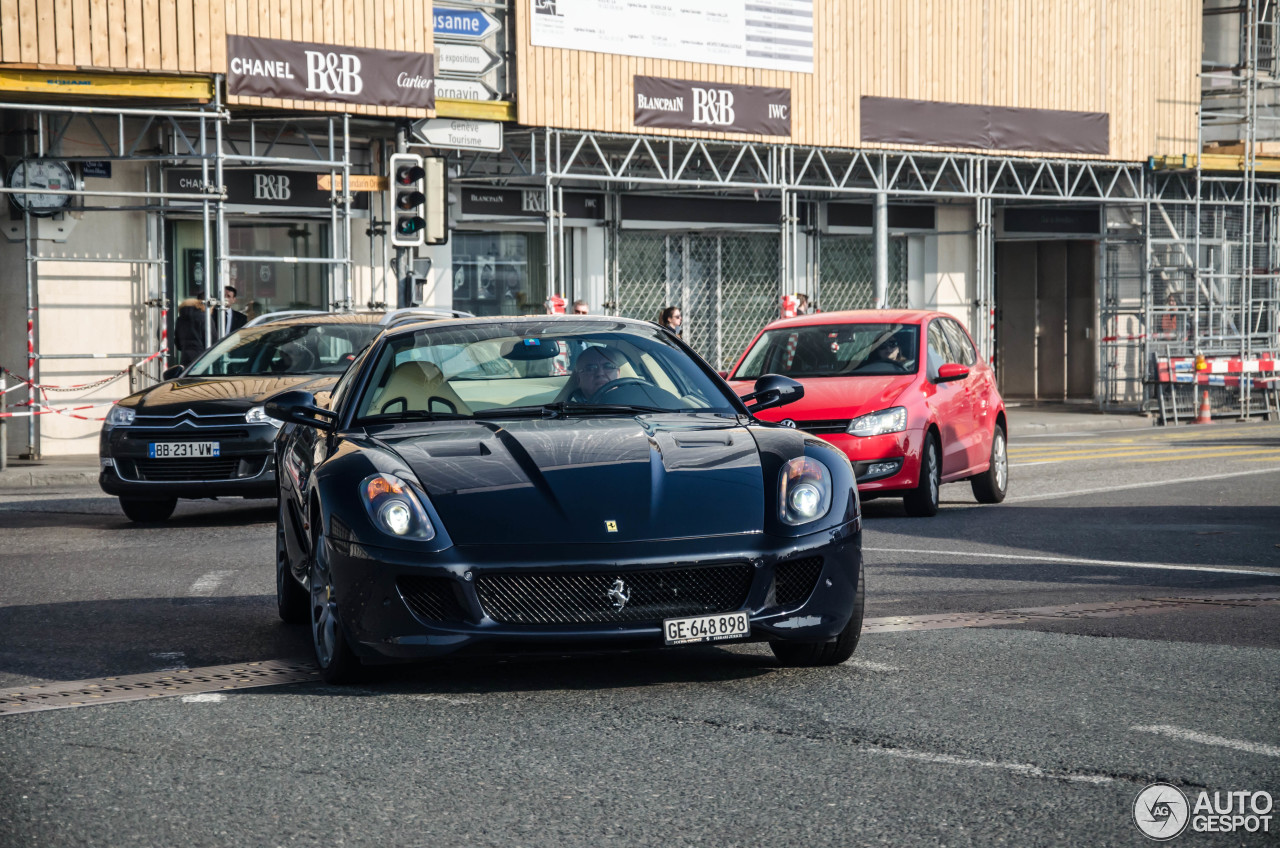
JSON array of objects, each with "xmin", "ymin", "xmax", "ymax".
[
  {"xmin": 353, "ymin": 320, "xmax": 739, "ymax": 422},
  {"xmin": 733, "ymin": 323, "xmax": 921, "ymax": 379},
  {"xmin": 185, "ymin": 323, "xmax": 383, "ymax": 377}
]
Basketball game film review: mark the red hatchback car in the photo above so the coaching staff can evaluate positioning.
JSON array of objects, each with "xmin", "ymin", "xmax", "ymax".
[{"xmin": 727, "ymin": 309, "xmax": 1007, "ymax": 516}]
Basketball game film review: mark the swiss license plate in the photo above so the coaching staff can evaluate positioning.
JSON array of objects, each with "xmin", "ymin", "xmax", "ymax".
[
  {"xmin": 149, "ymin": 441, "xmax": 220, "ymax": 459},
  {"xmin": 663, "ymin": 611, "xmax": 750, "ymax": 646}
]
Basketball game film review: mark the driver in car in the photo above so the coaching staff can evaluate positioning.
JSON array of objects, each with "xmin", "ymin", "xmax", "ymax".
[
  {"xmin": 869, "ymin": 337, "xmax": 905, "ymax": 363},
  {"xmin": 568, "ymin": 345, "xmax": 622, "ymax": 401}
]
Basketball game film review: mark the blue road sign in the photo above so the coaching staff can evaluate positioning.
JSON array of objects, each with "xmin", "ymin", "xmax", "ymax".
[{"xmin": 433, "ymin": 8, "xmax": 500, "ymax": 40}]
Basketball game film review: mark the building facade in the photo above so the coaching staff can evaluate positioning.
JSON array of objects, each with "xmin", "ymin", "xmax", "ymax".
[{"xmin": 5, "ymin": 0, "xmax": 1272, "ymax": 459}]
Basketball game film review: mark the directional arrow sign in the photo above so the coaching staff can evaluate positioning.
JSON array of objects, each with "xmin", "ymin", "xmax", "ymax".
[
  {"xmin": 412, "ymin": 118, "xmax": 503, "ymax": 152},
  {"xmin": 434, "ymin": 78, "xmax": 499, "ymax": 102},
  {"xmin": 436, "ymin": 42, "xmax": 503, "ymax": 76},
  {"xmin": 433, "ymin": 8, "xmax": 500, "ymax": 40}
]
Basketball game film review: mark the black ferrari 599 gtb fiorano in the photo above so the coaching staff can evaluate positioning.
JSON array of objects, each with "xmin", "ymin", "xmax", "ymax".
[{"xmin": 268, "ymin": 315, "xmax": 864, "ymax": 683}]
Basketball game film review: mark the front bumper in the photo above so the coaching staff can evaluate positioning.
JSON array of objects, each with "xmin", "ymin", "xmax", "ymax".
[
  {"xmin": 810, "ymin": 428, "xmax": 923, "ymax": 493},
  {"xmin": 98, "ymin": 423, "xmax": 280, "ymax": 500},
  {"xmin": 322, "ymin": 521, "xmax": 863, "ymax": 662}
]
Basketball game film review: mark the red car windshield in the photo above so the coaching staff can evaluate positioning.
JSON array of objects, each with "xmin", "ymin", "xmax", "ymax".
[{"xmin": 733, "ymin": 323, "xmax": 921, "ymax": 379}]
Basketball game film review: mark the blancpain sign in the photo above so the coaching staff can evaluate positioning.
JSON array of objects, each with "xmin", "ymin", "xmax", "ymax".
[{"xmin": 227, "ymin": 35, "xmax": 435, "ymax": 110}]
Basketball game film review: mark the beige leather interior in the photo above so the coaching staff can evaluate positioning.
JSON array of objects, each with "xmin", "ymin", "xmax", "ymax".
[{"xmin": 374, "ymin": 360, "xmax": 474, "ymax": 415}]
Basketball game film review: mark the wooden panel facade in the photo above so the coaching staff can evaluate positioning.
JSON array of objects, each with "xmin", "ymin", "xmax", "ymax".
[
  {"xmin": 0, "ymin": 0, "xmax": 434, "ymax": 116},
  {"xmin": 515, "ymin": 0, "xmax": 1201, "ymax": 161}
]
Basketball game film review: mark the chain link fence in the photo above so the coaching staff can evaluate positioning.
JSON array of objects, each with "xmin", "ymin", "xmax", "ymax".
[
  {"xmin": 817, "ymin": 236, "xmax": 908, "ymax": 311},
  {"xmin": 615, "ymin": 231, "xmax": 779, "ymax": 370}
]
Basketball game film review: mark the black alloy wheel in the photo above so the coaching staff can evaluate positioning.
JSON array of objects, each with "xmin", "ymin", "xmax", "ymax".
[
  {"xmin": 276, "ymin": 501, "xmax": 309, "ymax": 625},
  {"xmin": 308, "ymin": 511, "xmax": 361, "ymax": 684},
  {"xmin": 118, "ymin": 496, "xmax": 177, "ymax": 523},
  {"xmin": 971, "ymin": 425, "xmax": 1009, "ymax": 504},
  {"xmin": 770, "ymin": 560, "xmax": 864, "ymax": 667},
  {"xmin": 902, "ymin": 433, "xmax": 941, "ymax": 517}
]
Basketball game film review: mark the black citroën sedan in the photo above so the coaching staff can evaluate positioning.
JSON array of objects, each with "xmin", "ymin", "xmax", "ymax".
[
  {"xmin": 268, "ymin": 316, "xmax": 864, "ymax": 683},
  {"xmin": 99, "ymin": 311, "xmax": 447, "ymax": 523}
]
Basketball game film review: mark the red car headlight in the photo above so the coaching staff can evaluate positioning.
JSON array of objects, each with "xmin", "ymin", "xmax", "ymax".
[{"xmin": 847, "ymin": 406, "xmax": 907, "ymax": 437}]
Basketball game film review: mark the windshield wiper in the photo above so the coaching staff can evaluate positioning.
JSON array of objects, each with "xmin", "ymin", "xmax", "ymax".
[
  {"xmin": 359, "ymin": 410, "xmax": 474, "ymax": 424},
  {"xmin": 561, "ymin": 402, "xmax": 670, "ymax": 415},
  {"xmin": 480, "ymin": 403, "xmax": 569, "ymax": 419},
  {"xmin": 479, "ymin": 402, "xmax": 671, "ymax": 420}
]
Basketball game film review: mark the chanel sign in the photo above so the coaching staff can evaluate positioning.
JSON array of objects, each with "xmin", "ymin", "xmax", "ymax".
[
  {"xmin": 633, "ymin": 76, "xmax": 791, "ymax": 137},
  {"xmin": 227, "ymin": 35, "xmax": 434, "ymax": 110}
]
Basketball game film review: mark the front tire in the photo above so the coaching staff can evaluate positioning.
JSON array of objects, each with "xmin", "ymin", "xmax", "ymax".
[
  {"xmin": 309, "ymin": 518, "xmax": 361, "ymax": 684},
  {"xmin": 119, "ymin": 497, "xmax": 177, "ymax": 523},
  {"xmin": 771, "ymin": 561, "xmax": 864, "ymax": 667},
  {"xmin": 902, "ymin": 434, "xmax": 941, "ymax": 517},
  {"xmin": 276, "ymin": 502, "xmax": 308, "ymax": 625},
  {"xmin": 971, "ymin": 425, "xmax": 1009, "ymax": 504}
]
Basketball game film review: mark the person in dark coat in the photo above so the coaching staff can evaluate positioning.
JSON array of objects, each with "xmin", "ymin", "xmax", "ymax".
[
  {"xmin": 173, "ymin": 289, "xmax": 209, "ymax": 367},
  {"xmin": 218, "ymin": 285, "xmax": 248, "ymax": 336}
]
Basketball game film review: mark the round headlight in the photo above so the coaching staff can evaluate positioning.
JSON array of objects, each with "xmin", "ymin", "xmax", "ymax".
[
  {"xmin": 379, "ymin": 500, "xmax": 413, "ymax": 536},
  {"xmin": 789, "ymin": 482, "xmax": 823, "ymax": 519}
]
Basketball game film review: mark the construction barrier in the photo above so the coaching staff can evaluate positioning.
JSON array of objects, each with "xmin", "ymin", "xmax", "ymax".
[{"xmin": 1152, "ymin": 353, "xmax": 1280, "ymax": 425}]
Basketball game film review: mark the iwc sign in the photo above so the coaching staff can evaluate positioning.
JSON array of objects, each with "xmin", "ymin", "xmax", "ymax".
[
  {"xmin": 227, "ymin": 35, "xmax": 435, "ymax": 110},
  {"xmin": 634, "ymin": 75, "xmax": 791, "ymax": 137}
]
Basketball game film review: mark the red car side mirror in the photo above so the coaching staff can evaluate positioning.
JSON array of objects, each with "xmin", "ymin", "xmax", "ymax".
[{"xmin": 936, "ymin": 363, "xmax": 970, "ymax": 383}]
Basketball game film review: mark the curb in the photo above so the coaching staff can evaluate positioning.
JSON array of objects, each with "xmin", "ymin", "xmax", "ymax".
[
  {"xmin": 0, "ymin": 468, "xmax": 100, "ymax": 490},
  {"xmin": 1008, "ymin": 417, "xmax": 1153, "ymax": 436}
]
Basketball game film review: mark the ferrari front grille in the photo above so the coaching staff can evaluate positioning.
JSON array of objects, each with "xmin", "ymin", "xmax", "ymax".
[
  {"xmin": 397, "ymin": 576, "xmax": 468, "ymax": 623},
  {"xmin": 475, "ymin": 564, "xmax": 753, "ymax": 625},
  {"xmin": 774, "ymin": 556, "xmax": 824, "ymax": 607}
]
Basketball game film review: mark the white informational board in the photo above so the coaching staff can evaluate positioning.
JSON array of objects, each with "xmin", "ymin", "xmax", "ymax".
[{"xmin": 528, "ymin": 0, "xmax": 813, "ymax": 74}]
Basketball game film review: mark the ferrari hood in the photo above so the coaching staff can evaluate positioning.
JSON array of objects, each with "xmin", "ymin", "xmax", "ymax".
[
  {"xmin": 730, "ymin": 374, "xmax": 916, "ymax": 423},
  {"xmin": 122, "ymin": 375, "xmax": 336, "ymax": 416},
  {"xmin": 376, "ymin": 415, "xmax": 765, "ymax": 545}
]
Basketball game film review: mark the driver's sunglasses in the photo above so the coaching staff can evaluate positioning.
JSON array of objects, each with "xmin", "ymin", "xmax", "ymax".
[{"xmin": 576, "ymin": 363, "xmax": 619, "ymax": 375}]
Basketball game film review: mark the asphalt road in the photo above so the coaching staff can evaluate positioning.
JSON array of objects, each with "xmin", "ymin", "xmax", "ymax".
[{"xmin": 1, "ymin": 422, "xmax": 1278, "ymax": 847}]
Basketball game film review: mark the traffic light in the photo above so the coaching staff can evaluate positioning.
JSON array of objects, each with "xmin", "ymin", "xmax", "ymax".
[
  {"xmin": 388, "ymin": 153, "xmax": 448, "ymax": 248},
  {"xmin": 389, "ymin": 153, "xmax": 427, "ymax": 248}
]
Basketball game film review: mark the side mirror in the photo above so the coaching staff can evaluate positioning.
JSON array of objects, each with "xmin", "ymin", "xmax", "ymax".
[
  {"xmin": 162, "ymin": 364, "xmax": 185, "ymax": 380},
  {"xmin": 265, "ymin": 390, "xmax": 337, "ymax": 431},
  {"xmin": 717, "ymin": 370, "xmax": 729, "ymax": 379},
  {"xmin": 936, "ymin": 363, "xmax": 970, "ymax": 383},
  {"xmin": 739, "ymin": 374, "xmax": 804, "ymax": 413}
]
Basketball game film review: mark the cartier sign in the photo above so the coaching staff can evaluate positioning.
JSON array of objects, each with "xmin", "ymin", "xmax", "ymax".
[
  {"xmin": 633, "ymin": 76, "xmax": 791, "ymax": 137},
  {"xmin": 227, "ymin": 35, "xmax": 435, "ymax": 109}
]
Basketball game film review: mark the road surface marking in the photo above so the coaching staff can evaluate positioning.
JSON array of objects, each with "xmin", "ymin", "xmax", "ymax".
[
  {"xmin": 864, "ymin": 745, "xmax": 1119, "ymax": 785},
  {"xmin": 187, "ymin": 570, "xmax": 236, "ymax": 596},
  {"xmin": 181, "ymin": 693, "xmax": 227, "ymax": 704},
  {"xmin": 864, "ymin": 547, "xmax": 1280, "ymax": 576},
  {"xmin": 1004, "ymin": 466, "xmax": 1280, "ymax": 503},
  {"xmin": 1131, "ymin": 725, "xmax": 1280, "ymax": 758}
]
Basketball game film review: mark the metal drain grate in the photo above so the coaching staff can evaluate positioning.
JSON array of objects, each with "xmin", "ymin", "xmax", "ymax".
[
  {"xmin": 0, "ymin": 659, "xmax": 319, "ymax": 716},
  {"xmin": 863, "ymin": 592, "xmax": 1280, "ymax": 634}
]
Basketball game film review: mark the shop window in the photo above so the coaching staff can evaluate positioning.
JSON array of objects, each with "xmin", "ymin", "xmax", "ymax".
[{"xmin": 451, "ymin": 232, "xmax": 555, "ymax": 316}]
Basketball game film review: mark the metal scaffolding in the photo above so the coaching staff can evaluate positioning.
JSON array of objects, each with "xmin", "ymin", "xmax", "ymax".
[
  {"xmin": 1145, "ymin": 0, "xmax": 1280, "ymax": 416},
  {"xmin": 0, "ymin": 90, "xmax": 368, "ymax": 458}
]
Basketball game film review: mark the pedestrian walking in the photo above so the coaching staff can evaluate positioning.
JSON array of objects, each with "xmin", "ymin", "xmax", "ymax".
[
  {"xmin": 173, "ymin": 289, "xmax": 209, "ymax": 367},
  {"xmin": 219, "ymin": 285, "xmax": 248, "ymax": 336},
  {"xmin": 658, "ymin": 305, "xmax": 683, "ymax": 336}
]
